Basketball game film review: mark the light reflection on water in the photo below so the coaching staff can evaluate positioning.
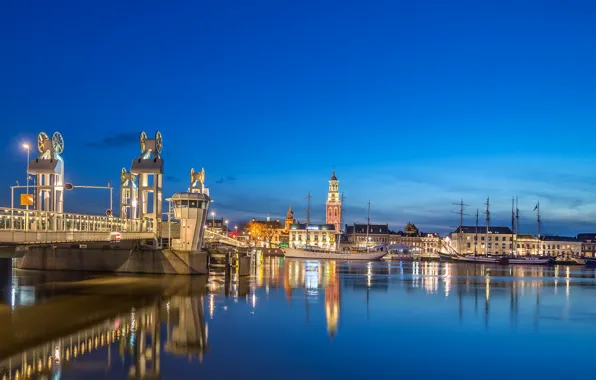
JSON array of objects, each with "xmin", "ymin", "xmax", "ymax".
[{"xmin": 2, "ymin": 258, "xmax": 596, "ymax": 379}]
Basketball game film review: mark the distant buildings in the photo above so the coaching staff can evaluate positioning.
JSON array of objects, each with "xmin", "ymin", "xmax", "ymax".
[
  {"xmin": 447, "ymin": 226, "xmax": 514, "ymax": 256},
  {"xmin": 539, "ymin": 236, "xmax": 581, "ymax": 256},
  {"xmin": 206, "ymin": 218, "xmax": 226, "ymax": 234},
  {"xmin": 289, "ymin": 223, "xmax": 337, "ymax": 250},
  {"xmin": 389, "ymin": 223, "xmax": 440, "ymax": 255},
  {"xmin": 345, "ymin": 223, "xmax": 390, "ymax": 248}
]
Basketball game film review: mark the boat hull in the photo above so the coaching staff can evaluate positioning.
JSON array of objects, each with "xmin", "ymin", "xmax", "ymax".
[
  {"xmin": 439, "ymin": 252, "xmax": 508, "ymax": 264},
  {"xmin": 283, "ymin": 248, "xmax": 386, "ymax": 261},
  {"xmin": 508, "ymin": 257, "xmax": 552, "ymax": 265}
]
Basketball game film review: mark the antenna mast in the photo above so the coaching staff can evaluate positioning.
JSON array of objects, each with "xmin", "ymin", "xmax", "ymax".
[
  {"xmin": 536, "ymin": 200, "xmax": 541, "ymax": 239},
  {"xmin": 511, "ymin": 197, "xmax": 515, "ymax": 255}
]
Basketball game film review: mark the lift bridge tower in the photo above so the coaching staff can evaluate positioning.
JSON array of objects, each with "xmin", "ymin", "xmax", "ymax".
[
  {"xmin": 131, "ymin": 131, "xmax": 163, "ymax": 232},
  {"xmin": 28, "ymin": 132, "xmax": 65, "ymax": 213}
]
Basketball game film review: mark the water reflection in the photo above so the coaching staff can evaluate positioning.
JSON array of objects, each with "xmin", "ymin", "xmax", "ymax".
[{"xmin": 3, "ymin": 259, "xmax": 596, "ymax": 379}]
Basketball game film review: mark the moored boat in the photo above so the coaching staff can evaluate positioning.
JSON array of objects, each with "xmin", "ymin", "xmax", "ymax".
[
  {"xmin": 508, "ymin": 256, "xmax": 552, "ymax": 265},
  {"xmin": 283, "ymin": 247, "xmax": 386, "ymax": 261},
  {"xmin": 439, "ymin": 252, "xmax": 509, "ymax": 264},
  {"xmin": 554, "ymin": 256, "xmax": 585, "ymax": 265}
]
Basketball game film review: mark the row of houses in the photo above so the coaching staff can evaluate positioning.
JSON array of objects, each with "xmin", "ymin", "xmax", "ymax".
[
  {"xmin": 238, "ymin": 205, "xmax": 596, "ymax": 257},
  {"xmin": 447, "ymin": 227, "xmax": 596, "ymax": 257}
]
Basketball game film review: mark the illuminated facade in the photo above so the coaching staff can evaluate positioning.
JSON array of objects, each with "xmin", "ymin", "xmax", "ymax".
[
  {"xmin": 576, "ymin": 233, "xmax": 596, "ymax": 258},
  {"xmin": 447, "ymin": 226, "xmax": 514, "ymax": 255},
  {"xmin": 538, "ymin": 236, "xmax": 581, "ymax": 256},
  {"xmin": 516, "ymin": 234, "xmax": 539, "ymax": 255},
  {"xmin": 289, "ymin": 223, "xmax": 337, "ymax": 250},
  {"xmin": 389, "ymin": 223, "xmax": 440, "ymax": 254},
  {"xmin": 325, "ymin": 170, "xmax": 342, "ymax": 232},
  {"xmin": 345, "ymin": 223, "xmax": 390, "ymax": 248}
]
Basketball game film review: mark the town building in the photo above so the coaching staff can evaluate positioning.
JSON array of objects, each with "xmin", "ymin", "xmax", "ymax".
[
  {"xmin": 206, "ymin": 218, "xmax": 226, "ymax": 234},
  {"xmin": 516, "ymin": 234, "xmax": 539, "ymax": 255},
  {"xmin": 447, "ymin": 226, "xmax": 514, "ymax": 255},
  {"xmin": 344, "ymin": 223, "xmax": 390, "ymax": 249},
  {"xmin": 576, "ymin": 233, "xmax": 596, "ymax": 258},
  {"xmin": 389, "ymin": 223, "xmax": 441, "ymax": 255},
  {"xmin": 538, "ymin": 236, "xmax": 581, "ymax": 256},
  {"xmin": 325, "ymin": 170, "xmax": 342, "ymax": 232},
  {"xmin": 289, "ymin": 223, "xmax": 337, "ymax": 250},
  {"xmin": 247, "ymin": 217, "xmax": 285, "ymax": 248}
]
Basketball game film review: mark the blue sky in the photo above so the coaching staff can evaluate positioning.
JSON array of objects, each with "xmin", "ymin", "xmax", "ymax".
[{"xmin": 1, "ymin": 0, "xmax": 596, "ymax": 235}]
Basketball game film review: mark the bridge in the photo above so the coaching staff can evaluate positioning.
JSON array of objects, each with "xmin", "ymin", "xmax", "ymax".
[
  {"xmin": 0, "ymin": 207, "xmax": 155, "ymax": 245},
  {"xmin": 1, "ymin": 129, "xmax": 248, "ymax": 261}
]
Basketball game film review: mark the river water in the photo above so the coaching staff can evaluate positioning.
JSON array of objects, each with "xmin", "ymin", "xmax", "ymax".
[{"xmin": 1, "ymin": 257, "xmax": 596, "ymax": 379}]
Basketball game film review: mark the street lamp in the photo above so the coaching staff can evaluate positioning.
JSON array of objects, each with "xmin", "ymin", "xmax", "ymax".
[
  {"xmin": 224, "ymin": 219, "xmax": 229, "ymax": 234},
  {"xmin": 234, "ymin": 225, "xmax": 238, "ymax": 238},
  {"xmin": 22, "ymin": 143, "xmax": 30, "ymax": 210},
  {"xmin": 210, "ymin": 211, "xmax": 215, "ymax": 232}
]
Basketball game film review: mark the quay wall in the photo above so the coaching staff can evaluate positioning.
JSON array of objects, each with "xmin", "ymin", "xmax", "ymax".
[{"xmin": 14, "ymin": 244, "xmax": 208, "ymax": 275}]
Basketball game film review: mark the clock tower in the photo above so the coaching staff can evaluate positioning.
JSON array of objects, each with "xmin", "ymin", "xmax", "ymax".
[{"xmin": 325, "ymin": 169, "xmax": 342, "ymax": 232}]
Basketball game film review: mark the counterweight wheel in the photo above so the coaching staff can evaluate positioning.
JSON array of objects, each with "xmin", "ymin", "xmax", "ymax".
[
  {"xmin": 37, "ymin": 132, "xmax": 49, "ymax": 153},
  {"xmin": 52, "ymin": 132, "xmax": 64, "ymax": 154}
]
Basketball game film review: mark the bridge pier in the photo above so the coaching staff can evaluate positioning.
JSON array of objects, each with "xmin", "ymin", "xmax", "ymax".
[{"xmin": 14, "ymin": 243, "xmax": 209, "ymax": 275}]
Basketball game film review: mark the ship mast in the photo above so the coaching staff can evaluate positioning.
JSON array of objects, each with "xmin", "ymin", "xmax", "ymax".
[
  {"xmin": 536, "ymin": 200, "xmax": 541, "ymax": 255},
  {"xmin": 515, "ymin": 196, "xmax": 519, "ymax": 255},
  {"xmin": 475, "ymin": 209, "xmax": 479, "ymax": 255},
  {"xmin": 366, "ymin": 200, "xmax": 370, "ymax": 252},
  {"xmin": 452, "ymin": 199, "xmax": 467, "ymax": 255},
  {"xmin": 511, "ymin": 197, "xmax": 515, "ymax": 256},
  {"xmin": 485, "ymin": 197, "xmax": 490, "ymax": 256},
  {"xmin": 305, "ymin": 191, "xmax": 311, "ymax": 249}
]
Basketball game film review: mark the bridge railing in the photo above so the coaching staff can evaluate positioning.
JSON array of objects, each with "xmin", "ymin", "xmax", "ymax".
[
  {"xmin": 0, "ymin": 207, "xmax": 155, "ymax": 234},
  {"xmin": 203, "ymin": 229, "xmax": 247, "ymax": 248}
]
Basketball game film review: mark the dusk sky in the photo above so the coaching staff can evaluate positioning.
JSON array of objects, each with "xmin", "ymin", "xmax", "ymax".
[{"xmin": 1, "ymin": 0, "xmax": 596, "ymax": 235}]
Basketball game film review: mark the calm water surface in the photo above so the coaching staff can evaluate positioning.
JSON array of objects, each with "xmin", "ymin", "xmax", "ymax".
[{"xmin": 2, "ymin": 258, "xmax": 596, "ymax": 379}]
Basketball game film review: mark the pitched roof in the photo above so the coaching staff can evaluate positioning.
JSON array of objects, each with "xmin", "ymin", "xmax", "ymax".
[
  {"xmin": 540, "ymin": 235, "xmax": 578, "ymax": 242},
  {"xmin": 454, "ymin": 226, "xmax": 513, "ymax": 234},
  {"xmin": 345, "ymin": 224, "xmax": 389, "ymax": 234},
  {"xmin": 576, "ymin": 233, "xmax": 596, "ymax": 242},
  {"xmin": 289, "ymin": 223, "xmax": 336, "ymax": 231}
]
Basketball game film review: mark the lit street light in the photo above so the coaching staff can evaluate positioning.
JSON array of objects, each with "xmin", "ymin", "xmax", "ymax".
[
  {"xmin": 234, "ymin": 225, "xmax": 238, "ymax": 238},
  {"xmin": 210, "ymin": 211, "xmax": 215, "ymax": 231},
  {"xmin": 22, "ymin": 143, "xmax": 30, "ymax": 210},
  {"xmin": 225, "ymin": 219, "xmax": 229, "ymax": 234}
]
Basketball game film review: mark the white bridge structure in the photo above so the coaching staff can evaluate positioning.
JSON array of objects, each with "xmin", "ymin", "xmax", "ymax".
[{"xmin": 1, "ymin": 131, "xmax": 247, "ymax": 250}]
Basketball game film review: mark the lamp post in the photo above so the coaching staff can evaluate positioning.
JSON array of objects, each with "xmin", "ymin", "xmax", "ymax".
[
  {"xmin": 225, "ymin": 220, "xmax": 229, "ymax": 235},
  {"xmin": 210, "ymin": 211, "xmax": 215, "ymax": 232},
  {"xmin": 234, "ymin": 225, "xmax": 238, "ymax": 239},
  {"xmin": 22, "ymin": 143, "xmax": 30, "ymax": 210}
]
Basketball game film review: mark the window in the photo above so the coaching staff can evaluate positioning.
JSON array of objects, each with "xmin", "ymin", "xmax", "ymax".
[
  {"xmin": 494, "ymin": 237, "xmax": 499, "ymax": 241},
  {"xmin": 467, "ymin": 243, "xmax": 471, "ymax": 248},
  {"xmin": 481, "ymin": 237, "xmax": 485, "ymax": 241}
]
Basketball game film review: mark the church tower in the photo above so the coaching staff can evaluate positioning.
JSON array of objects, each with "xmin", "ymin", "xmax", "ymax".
[
  {"xmin": 326, "ymin": 169, "xmax": 342, "ymax": 232},
  {"xmin": 284, "ymin": 205, "xmax": 295, "ymax": 232}
]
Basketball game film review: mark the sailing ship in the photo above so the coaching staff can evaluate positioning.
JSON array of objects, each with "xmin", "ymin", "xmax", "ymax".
[
  {"xmin": 439, "ymin": 198, "xmax": 510, "ymax": 264},
  {"xmin": 282, "ymin": 195, "xmax": 386, "ymax": 261}
]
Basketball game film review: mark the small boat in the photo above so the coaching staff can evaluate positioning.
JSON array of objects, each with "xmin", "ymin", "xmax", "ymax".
[
  {"xmin": 554, "ymin": 256, "xmax": 585, "ymax": 265},
  {"xmin": 283, "ymin": 247, "xmax": 386, "ymax": 261},
  {"xmin": 439, "ymin": 252, "xmax": 509, "ymax": 264},
  {"xmin": 585, "ymin": 257, "xmax": 596, "ymax": 266},
  {"xmin": 508, "ymin": 256, "xmax": 552, "ymax": 265}
]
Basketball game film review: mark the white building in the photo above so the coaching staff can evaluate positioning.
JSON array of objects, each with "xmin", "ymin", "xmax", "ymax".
[
  {"xmin": 539, "ymin": 236, "xmax": 581, "ymax": 256},
  {"xmin": 289, "ymin": 223, "xmax": 337, "ymax": 250},
  {"xmin": 446, "ymin": 226, "xmax": 515, "ymax": 255}
]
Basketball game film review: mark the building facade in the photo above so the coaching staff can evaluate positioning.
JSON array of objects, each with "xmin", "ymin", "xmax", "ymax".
[
  {"xmin": 389, "ymin": 223, "xmax": 441, "ymax": 255},
  {"xmin": 538, "ymin": 236, "xmax": 581, "ymax": 256},
  {"xmin": 345, "ymin": 223, "xmax": 390, "ymax": 249},
  {"xmin": 247, "ymin": 218, "xmax": 285, "ymax": 248},
  {"xmin": 325, "ymin": 170, "xmax": 342, "ymax": 232},
  {"xmin": 516, "ymin": 234, "xmax": 539, "ymax": 255},
  {"xmin": 577, "ymin": 233, "xmax": 596, "ymax": 258},
  {"xmin": 289, "ymin": 223, "xmax": 337, "ymax": 250},
  {"xmin": 447, "ymin": 226, "xmax": 514, "ymax": 255},
  {"xmin": 206, "ymin": 218, "xmax": 226, "ymax": 234}
]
